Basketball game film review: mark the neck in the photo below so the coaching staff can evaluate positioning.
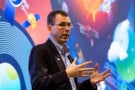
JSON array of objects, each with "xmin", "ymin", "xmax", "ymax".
[
  {"xmin": 49, "ymin": 35, "xmax": 65, "ymax": 47},
  {"xmin": 57, "ymin": 41, "xmax": 65, "ymax": 47}
]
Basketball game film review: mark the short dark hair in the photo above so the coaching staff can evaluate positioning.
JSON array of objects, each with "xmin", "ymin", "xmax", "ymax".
[{"xmin": 47, "ymin": 10, "xmax": 69, "ymax": 25}]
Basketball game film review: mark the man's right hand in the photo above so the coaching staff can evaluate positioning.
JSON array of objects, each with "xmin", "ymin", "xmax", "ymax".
[{"xmin": 66, "ymin": 59, "xmax": 94, "ymax": 77}]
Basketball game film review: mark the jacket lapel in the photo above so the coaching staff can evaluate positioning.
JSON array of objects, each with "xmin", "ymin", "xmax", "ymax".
[
  {"xmin": 46, "ymin": 39, "xmax": 66, "ymax": 71},
  {"xmin": 54, "ymin": 55, "xmax": 66, "ymax": 71},
  {"xmin": 45, "ymin": 39, "xmax": 78, "ymax": 88}
]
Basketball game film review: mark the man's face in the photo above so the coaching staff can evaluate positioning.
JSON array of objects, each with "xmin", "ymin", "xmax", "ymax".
[{"xmin": 49, "ymin": 14, "xmax": 72, "ymax": 45}]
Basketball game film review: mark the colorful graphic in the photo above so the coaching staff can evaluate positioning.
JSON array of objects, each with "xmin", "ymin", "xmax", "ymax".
[
  {"xmin": 0, "ymin": 63, "xmax": 21, "ymax": 90},
  {"xmin": 0, "ymin": 0, "xmax": 135, "ymax": 90},
  {"xmin": 0, "ymin": 0, "xmax": 51, "ymax": 89},
  {"xmin": 0, "ymin": 9, "xmax": 33, "ymax": 90},
  {"xmin": 50, "ymin": 0, "xmax": 135, "ymax": 89},
  {"xmin": 5, "ymin": 0, "xmax": 16, "ymax": 25}
]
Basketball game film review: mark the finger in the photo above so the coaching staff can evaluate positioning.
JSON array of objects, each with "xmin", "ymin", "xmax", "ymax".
[
  {"xmin": 100, "ymin": 73, "xmax": 111, "ymax": 81},
  {"xmin": 78, "ymin": 61, "xmax": 92, "ymax": 67},
  {"xmin": 102, "ymin": 69, "xmax": 111, "ymax": 75},
  {"xmin": 81, "ymin": 71, "xmax": 93, "ymax": 77},
  {"xmin": 103, "ymin": 71, "xmax": 111, "ymax": 78},
  {"xmin": 72, "ymin": 58, "xmax": 77, "ymax": 64},
  {"xmin": 80, "ymin": 68, "xmax": 94, "ymax": 71},
  {"xmin": 81, "ymin": 74, "xmax": 90, "ymax": 77},
  {"xmin": 104, "ymin": 73, "xmax": 111, "ymax": 78},
  {"xmin": 82, "ymin": 70, "xmax": 93, "ymax": 75},
  {"xmin": 94, "ymin": 63, "xmax": 98, "ymax": 71}
]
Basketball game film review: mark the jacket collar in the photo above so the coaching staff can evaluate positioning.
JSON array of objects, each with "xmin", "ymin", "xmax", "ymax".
[{"xmin": 45, "ymin": 39, "xmax": 66, "ymax": 71}]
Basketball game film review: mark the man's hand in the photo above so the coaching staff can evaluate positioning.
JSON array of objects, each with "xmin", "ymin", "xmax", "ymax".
[
  {"xmin": 90, "ymin": 63, "xmax": 111, "ymax": 85},
  {"xmin": 66, "ymin": 59, "xmax": 94, "ymax": 77}
]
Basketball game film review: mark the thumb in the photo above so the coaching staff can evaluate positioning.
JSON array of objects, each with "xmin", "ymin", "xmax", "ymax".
[
  {"xmin": 94, "ymin": 63, "xmax": 98, "ymax": 71},
  {"xmin": 72, "ymin": 57, "xmax": 77, "ymax": 64}
]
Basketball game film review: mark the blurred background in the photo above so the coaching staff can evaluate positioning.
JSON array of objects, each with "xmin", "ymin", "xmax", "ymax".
[{"xmin": 0, "ymin": 0, "xmax": 135, "ymax": 90}]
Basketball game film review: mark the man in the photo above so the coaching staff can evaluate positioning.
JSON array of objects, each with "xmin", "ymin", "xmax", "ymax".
[{"xmin": 29, "ymin": 10, "xmax": 110, "ymax": 90}]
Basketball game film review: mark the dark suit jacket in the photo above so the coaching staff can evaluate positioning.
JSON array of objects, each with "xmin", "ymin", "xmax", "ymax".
[{"xmin": 29, "ymin": 39, "xmax": 97, "ymax": 90}]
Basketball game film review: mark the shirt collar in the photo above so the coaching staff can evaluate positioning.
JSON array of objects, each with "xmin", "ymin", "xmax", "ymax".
[{"xmin": 49, "ymin": 36, "xmax": 69, "ymax": 54}]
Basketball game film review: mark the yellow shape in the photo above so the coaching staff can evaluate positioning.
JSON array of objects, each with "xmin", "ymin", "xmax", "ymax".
[
  {"xmin": 78, "ymin": 0, "xmax": 103, "ymax": 22},
  {"xmin": 27, "ymin": 13, "xmax": 37, "ymax": 29},
  {"xmin": 6, "ymin": 64, "xmax": 18, "ymax": 80}
]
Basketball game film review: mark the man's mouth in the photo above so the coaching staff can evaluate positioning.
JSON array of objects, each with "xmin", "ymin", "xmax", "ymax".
[{"xmin": 61, "ymin": 34, "xmax": 69, "ymax": 37}]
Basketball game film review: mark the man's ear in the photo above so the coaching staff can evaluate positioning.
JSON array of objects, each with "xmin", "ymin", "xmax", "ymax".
[{"xmin": 47, "ymin": 25, "xmax": 52, "ymax": 32}]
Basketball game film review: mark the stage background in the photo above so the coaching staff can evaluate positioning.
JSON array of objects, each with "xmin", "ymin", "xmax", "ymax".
[{"xmin": 0, "ymin": 0, "xmax": 135, "ymax": 90}]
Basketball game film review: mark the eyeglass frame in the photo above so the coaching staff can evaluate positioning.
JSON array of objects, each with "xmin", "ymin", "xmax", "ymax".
[{"xmin": 52, "ymin": 22, "xmax": 73, "ymax": 29}]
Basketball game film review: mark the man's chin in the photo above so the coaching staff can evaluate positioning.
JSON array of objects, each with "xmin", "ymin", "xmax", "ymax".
[{"xmin": 61, "ymin": 38, "xmax": 68, "ymax": 43}]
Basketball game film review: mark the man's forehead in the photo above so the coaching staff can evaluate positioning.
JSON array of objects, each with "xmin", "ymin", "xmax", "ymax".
[{"xmin": 55, "ymin": 14, "xmax": 71, "ymax": 22}]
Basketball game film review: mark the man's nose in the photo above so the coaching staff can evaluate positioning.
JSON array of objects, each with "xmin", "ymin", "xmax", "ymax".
[
  {"xmin": 63, "ymin": 25, "xmax": 70, "ymax": 31},
  {"xmin": 65, "ymin": 24, "xmax": 73, "ymax": 30}
]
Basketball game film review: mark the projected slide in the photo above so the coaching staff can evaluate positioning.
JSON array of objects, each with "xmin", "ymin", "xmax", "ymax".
[
  {"xmin": 0, "ymin": 9, "xmax": 33, "ymax": 90},
  {"xmin": 0, "ymin": 0, "xmax": 134, "ymax": 90},
  {"xmin": 51, "ymin": 0, "xmax": 135, "ymax": 90}
]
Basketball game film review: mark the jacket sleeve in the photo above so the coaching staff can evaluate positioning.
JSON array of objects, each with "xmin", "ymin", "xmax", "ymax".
[
  {"xmin": 29, "ymin": 46, "xmax": 70, "ymax": 90},
  {"xmin": 78, "ymin": 79, "xmax": 97, "ymax": 90}
]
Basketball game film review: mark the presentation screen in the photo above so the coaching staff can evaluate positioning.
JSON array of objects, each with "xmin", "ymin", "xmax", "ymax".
[{"xmin": 0, "ymin": 0, "xmax": 134, "ymax": 90}]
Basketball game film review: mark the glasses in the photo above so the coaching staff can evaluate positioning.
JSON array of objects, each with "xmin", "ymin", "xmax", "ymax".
[{"xmin": 54, "ymin": 22, "xmax": 73, "ymax": 29}]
